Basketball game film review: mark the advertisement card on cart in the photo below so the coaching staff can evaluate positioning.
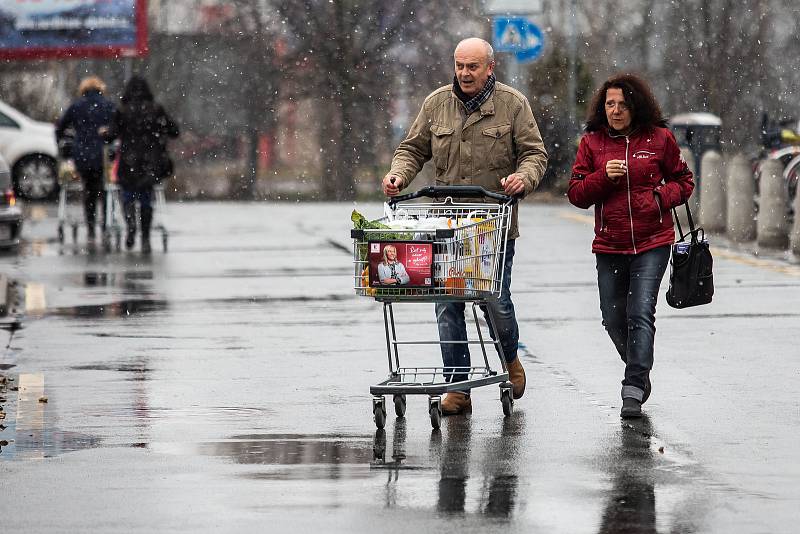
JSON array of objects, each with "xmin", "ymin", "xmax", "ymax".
[{"xmin": 368, "ymin": 241, "xmax": 433, "ymax": 288}]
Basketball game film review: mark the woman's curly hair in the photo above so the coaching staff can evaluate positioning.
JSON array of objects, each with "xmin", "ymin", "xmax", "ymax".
[{"xmin": 585, "ymin": 73, "xmax": 667, "ymax": 132}]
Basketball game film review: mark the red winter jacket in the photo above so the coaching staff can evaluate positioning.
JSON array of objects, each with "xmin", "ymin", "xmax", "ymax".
[{"xmin": 568, "ymin": 126, "xmax": 694, "ymax": 255}]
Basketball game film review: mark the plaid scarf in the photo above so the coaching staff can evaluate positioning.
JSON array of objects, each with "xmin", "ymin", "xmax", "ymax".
[{"xmin": 453, "ymin": 73, "xmax": 496, "ymax": 115}]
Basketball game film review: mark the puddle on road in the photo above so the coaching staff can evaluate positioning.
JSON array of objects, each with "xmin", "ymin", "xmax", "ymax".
[
  {"xmin": 0, "ymin": 429, "xmax": 102, "ymax": 460},
  {"xmin": 153, "ymin": 433, "xmax": 376, "ymax": 480},
  {"xmin": 83, "ymin": 271, "xmax": 154, "ymax": 288},
  {"xmin": 48, "ymin": 299, "xmax": 169, "ymax": 318},
  {"xmin": 0, "ymin": 373, "xmax": 102, "ymax": 460},
  {"xmin": 70, "ymin": 362, "xmax": 153, "ymax": 379}
]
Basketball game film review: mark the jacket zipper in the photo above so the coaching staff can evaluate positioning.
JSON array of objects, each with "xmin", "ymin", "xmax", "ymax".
[
  {"xmin": 654, "ymin": 194, "xmax": 663, "ymax": 224},
  {"xmin": 600, "ymin": 202, "xmax": 604, "ymax": 231},
  {"xmin": 623, "ymin": 137, "xmax": 637, "ymax": 254}
]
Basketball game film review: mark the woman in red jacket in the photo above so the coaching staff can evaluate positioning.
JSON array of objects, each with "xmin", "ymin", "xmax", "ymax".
[{"xmin": 568, "ymin": 74, "xmax": 694, "ymax": 418}]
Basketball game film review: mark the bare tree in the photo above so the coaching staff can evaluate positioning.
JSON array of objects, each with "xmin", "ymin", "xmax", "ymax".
[{"xmin": 275, "ymin": 0, "xmax": 478, "ymax": 200}]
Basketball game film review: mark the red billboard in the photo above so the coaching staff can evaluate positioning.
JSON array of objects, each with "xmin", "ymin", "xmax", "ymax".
[{"xmin": 0, "ymin": 0, "xmax": 148, "ymax": 60}]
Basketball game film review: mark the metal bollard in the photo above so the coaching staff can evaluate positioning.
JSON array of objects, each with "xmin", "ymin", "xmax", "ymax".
[
  {"xmin": 756, "ymin": 159, "xmax": 789, "ymax": 249},
  {"xmin": 726, "ymin": 153, "xmax": 756, "ymax": 242},
  {"xmin": 790, "ymin": 181, "xmax": 800, "ymax": 255},
  {"xmin": 699, "ymin": 150, "xmax": 726, "ymax": 233}
]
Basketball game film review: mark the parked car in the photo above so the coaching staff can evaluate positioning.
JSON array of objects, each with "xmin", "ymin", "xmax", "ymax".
[
  {"xmin": 0, "ymin": 153, "xmax": 23, "ymax": 249},
  {"xmin": 0, "ymin": 100, "xmax": 59, "ymax": 201}
]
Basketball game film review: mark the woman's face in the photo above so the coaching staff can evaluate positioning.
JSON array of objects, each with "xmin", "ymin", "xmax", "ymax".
[
  {"xmin": 385, "ymin": 247, "xmax": 397, "ymax": 261},
  {"xmin": 605, "ymin": 87, "xmax": 632, "ymax": 133}
]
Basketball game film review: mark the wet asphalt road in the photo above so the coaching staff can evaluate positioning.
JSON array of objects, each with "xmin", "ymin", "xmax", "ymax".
[{"xmin": 0, "ymin": 199, "xmax": 799, "ymax": 533}]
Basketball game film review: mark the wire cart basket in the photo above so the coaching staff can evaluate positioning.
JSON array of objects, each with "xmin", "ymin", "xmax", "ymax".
[
  {"xmin": 57, "ymin": 144, "xmax": 124, "ymax": 252},
  {"xmin": 352, "ymin": 186, "xmax": 516, "ymax": 429}
]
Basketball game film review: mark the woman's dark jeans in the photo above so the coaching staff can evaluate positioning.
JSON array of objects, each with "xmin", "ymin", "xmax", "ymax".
[
  {"xmin": 436, "ymin": 239, "xmax": 518, "ymax": 391},
  {"xmin": 596, "ymin": 246, "xmax": 670, "ymax": 402}
]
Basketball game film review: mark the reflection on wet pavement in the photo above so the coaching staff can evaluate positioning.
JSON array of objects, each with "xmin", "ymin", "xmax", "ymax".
[
  {"xmin": 436, "ymin": 415, "xmax": 472, "ymax": 514},
  {"xmin": 371, "ymin": 413, "xmax": 525, "ymax": 519},
  {"xmin": 597, "ymin": 416, "xmax": 668, "ymax": 534}
]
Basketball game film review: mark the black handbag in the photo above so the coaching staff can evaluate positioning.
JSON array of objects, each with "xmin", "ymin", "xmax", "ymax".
[{"xmin": 666, "ymin": 203, "xmax": 714, "ymax": 308}]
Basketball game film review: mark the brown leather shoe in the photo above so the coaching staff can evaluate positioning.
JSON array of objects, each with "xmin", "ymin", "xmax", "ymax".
[
  {"xmin": 507, "ymin": 357, "xmax": 526, "ymax": 399},
  {"xmin": 441, "ymin": 392, "xmax": 471, "ymax": 415}
]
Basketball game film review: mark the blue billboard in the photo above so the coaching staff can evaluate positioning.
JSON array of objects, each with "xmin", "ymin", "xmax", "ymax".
[{"xmin": 0, "ymin": 0, "xmax": 147, "ymax": 60}]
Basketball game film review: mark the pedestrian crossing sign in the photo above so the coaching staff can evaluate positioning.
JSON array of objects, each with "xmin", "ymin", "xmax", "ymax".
[{"xmin": 492, "ymin": 17, "xmax": 545, "ymax": 63}]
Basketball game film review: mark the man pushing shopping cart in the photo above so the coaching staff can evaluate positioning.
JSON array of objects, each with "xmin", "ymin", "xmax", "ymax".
[{"xmin": 378, "ymin": 37, "xmax": 548, "ymax": 418}]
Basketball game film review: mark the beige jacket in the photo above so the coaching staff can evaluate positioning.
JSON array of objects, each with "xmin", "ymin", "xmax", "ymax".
[{"xmin": 389, "ymin": 81, "xmax": 548, "ymax": 239}]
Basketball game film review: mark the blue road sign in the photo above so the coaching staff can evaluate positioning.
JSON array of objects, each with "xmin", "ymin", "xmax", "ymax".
[{"xmin": 492, "ymin": 17, "xmax": 545, "ymax": 63}]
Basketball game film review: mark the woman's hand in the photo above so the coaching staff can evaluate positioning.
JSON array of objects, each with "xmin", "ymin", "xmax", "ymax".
[{"xmin": 605, "ymin": 159, "xmax": 627, "ymax": 182}]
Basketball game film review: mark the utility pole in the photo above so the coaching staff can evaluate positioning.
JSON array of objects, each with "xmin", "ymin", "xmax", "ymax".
[{"xmin": 566, "ymin": 0, "xmax": 578, "ymax": 137}]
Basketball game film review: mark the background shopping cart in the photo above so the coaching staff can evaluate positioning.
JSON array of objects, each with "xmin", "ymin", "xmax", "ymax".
[{"xmin": 56, "ymin": 144, "xmax": 124, "ymax": 252}]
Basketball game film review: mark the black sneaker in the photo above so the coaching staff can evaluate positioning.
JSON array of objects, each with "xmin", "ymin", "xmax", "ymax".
[{"xmin": 620, "ymin": 397, "xmax": 642, "ymax": 418}]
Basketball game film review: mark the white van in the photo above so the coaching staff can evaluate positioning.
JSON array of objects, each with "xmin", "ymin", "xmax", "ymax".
[{"xmin": 0, "ymin": 100, "xmax": 59, "ymax": 201}]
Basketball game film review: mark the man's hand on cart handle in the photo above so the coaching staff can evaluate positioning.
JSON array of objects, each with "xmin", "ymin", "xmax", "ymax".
[
  {"xmin": 382, "ymin": 174, "xmax": 404, "ymax": 197},
  {"xmin": 501, "ymin": 173, "xmax": 525, "ymax": 197}
]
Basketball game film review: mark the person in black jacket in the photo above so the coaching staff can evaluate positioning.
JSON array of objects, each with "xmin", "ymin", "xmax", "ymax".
[
  {"xmin": 103, "ymin": 75, "xmax": 179, "ymax": 253},
  {"xmin": 56, "ymin": 76, "xmax": 115, "ymax": 241}
]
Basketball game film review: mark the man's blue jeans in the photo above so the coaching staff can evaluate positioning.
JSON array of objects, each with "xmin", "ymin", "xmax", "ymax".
[
  {"xmin": 596, "ymin": 246, "xmax": 670, "ymax": 402},
  {"xmin": 436, "ymin": 239, "xmax": 518, "ymax": 389}
]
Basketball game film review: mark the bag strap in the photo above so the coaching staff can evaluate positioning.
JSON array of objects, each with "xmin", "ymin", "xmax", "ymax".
[{"xmin": 671, "ymin": 203, "xmax": 703, "ymax": 244}]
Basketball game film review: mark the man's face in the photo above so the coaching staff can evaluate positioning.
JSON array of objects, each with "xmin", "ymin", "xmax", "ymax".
[{"xmin": 454, "ymin": 44, "xmax": 494, "ymax": 97}]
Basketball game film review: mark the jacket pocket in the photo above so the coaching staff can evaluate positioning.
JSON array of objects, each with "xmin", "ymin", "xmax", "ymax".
[
  {"xmin": 481, "ymin": 123, "xmax": 513, "ymax": 170},
  {"xmin": 430, "ymin": 124, "xmax": 454, "ymax": 172},
  {"xmin": 653, "ymin": 192, "xmax": 663, "ymax": 223}
]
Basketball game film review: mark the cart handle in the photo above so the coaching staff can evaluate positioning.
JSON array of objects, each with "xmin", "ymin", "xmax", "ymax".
[{"xmin": 387, "ymin": 185, "xmax": 515, "ymax": 207}]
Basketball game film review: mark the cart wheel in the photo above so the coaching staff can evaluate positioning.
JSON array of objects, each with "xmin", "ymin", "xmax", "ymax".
[
  {"xmin": 393, "ymin": 394, "xmax": 406, "ymax": 418},
  {"xmin": 162, "ymin": 233, "xmax": 168, "ymax": 252},
  {"xmin": 72, "ymin": 224, "xmax": 79, "ymax": 243},
  {"xmin": 501, "ymin": 387, "xmax": 514, "ymax": 417},
  {"xmin": 57, "ymin": 225, "xmax": 64, "ymax": 244},
  {"xmin": 428, "ymin": 396, "xmax": 442, "ymax": 430},
  {"xmin": 373, "ymin": 397, "xmax": 386, "ymax": 429}
]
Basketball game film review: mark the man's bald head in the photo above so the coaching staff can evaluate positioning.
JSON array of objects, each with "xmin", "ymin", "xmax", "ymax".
[
  {"xmin": 453, "ymin": 37, "xmax": 495, "ymax": 97},
  {"xmin": 454, "ymin": 38, "xmax": 494, "ymax": 64}
]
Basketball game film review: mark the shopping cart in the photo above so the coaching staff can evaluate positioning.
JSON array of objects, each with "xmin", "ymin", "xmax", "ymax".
[
  {"xmin": 57, "ymin": 144, "xmax": 124, "ymax": 252},
  {"xmin": 352, "ymin": 186, "xmax": 516, "ymax": 429},
  {"xmin": 152, "ymin": 184, "xmax": 169, "ymax": 252}
]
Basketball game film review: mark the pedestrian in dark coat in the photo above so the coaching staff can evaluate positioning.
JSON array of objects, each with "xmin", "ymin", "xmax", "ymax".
[
  {"xmin": 56, "ymin": 76, "xmax": 115, "ymax": 241},
  {"xmin": 104, "ymin": 75, "xmax": 179, "ymax": 253},
  {"xmin": 568, "ymin": 73, "xmax": 694, "ymax": 419}
]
